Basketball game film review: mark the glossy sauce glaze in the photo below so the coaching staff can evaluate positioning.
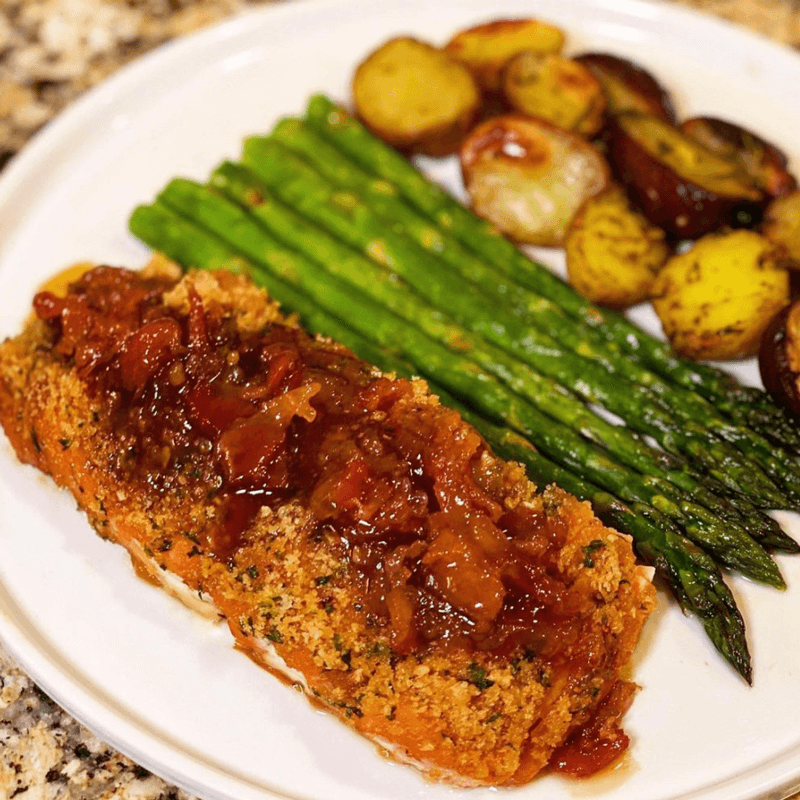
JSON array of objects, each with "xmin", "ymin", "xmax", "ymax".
[{"xmin": 33, "ymin": 266, "xmax": 634, "ymax": 775}]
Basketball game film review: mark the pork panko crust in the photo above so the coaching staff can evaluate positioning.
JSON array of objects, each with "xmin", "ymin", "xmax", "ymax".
[{"xmin": 0, "ymin": 263, "xmax": 656, "ymax": 787}]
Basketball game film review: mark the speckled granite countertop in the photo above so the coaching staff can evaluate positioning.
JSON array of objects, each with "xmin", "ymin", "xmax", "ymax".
[{"xmin": 1, "ymin": 1, "xmax": 800, "ymax": 798}]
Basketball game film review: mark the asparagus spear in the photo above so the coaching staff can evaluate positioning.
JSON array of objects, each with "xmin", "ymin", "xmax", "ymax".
[
  {"xmin": 303, "ymin": 94, "xmax": 800, "ymax": 449},
  {"xmin": 152, "ymin": 175, "xmax": 785, "ymax": 586},
  {"xmin": 269, "ymin": 117, "xmax": 800, "ymax": 498},
  {"xmin": 237, "ymin": 138, "xmax": 793, "ymax": 509},
  {"xmin": 128, "ymin": 197, "xmax": 754, "ymax": 682}
]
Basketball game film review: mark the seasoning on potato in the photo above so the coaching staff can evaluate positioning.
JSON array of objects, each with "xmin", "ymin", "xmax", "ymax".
[
  {"xmin": 762, "ymin": 190, "xmax": 800, "ymax": 265},
  {"xmin": 651, "ymin": 229, "xmax": 790, "ymax": 360},
  {"xmin": 575, "ymin": 53, "xmax": 676, "ymax": 122},
  {"xmin": 352, "ymin": 37, "xmax": 481, "ymax": 156},
  {"xmin": 680, "ymin": 117, "xmax": 797, "ymax": 201},
  {"xmin": 460, "ymin": 114, "xmax": 610, "ymax": 247},
  {"xmin": 565, "ymin": 184, "xmax": 669, "ymax": 308},
  {"xmin": 502, "ymin": 52, "xmax": 606, "ymax": 137},
  {"xmin": 444, "ymin": 18, "xmax": 565, "ymax": 92}
]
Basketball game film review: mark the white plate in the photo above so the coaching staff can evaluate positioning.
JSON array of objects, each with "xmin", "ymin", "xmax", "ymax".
[{"xmin": 1, "ymin": 1, "xmax": 800, "ymax": 799}]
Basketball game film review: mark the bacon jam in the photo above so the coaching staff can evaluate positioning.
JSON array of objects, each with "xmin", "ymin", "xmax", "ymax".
[{"xmin": 2, "ymin": 264, "xmax": 656, "ymax": 785}]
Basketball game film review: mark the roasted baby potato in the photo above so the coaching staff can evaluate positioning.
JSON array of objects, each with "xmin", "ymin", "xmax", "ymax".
[
  {"xmin": 762, "ymin": 191, "xmax": 800, "ymax": 264},
  {"xmin": 460, "ymin": 115, "xmax": 610, "ymax": 247},
  {"xmin": 651, "ymin": 229, "xmax": 789, "ymax": 360},
  {"xmin": 575, "ymin": 53, "xmax": 676, "ymax": 122},
  {"xmin": 680, "ymin": 117, "xmax": 797, "ymax": 200},
  {"xmin": 502, "ymin": 52, "xmax": 606, "ymax": 137},
  {"xmin": 444, "ymin": 18, "xmax": 565, "ymax": 91},
  {"xmin": 608, "ymin": 112, "xmax": 764, "ymax": 239},
  {"xmin": 759, "ymin": 297, "xmax": 800, "ymax": 416},
  {"xmin": 352, "ymin": 37, "xmax": 481, "ymax": 156},
  {"xmin": 565, "ymin": 184, "xmax": 669, "ymax": 308}
]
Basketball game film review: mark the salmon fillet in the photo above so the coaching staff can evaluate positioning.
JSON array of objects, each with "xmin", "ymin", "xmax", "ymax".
[{"xmin": 0, "ymin": 261, "xmax": 656, "ymax": 786}]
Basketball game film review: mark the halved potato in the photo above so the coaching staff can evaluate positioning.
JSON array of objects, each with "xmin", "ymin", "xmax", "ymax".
[
  {"xmin": 352, "ymin": 37, "xmax": 481, "ymax": 156},
  {"xmin": 762, "ymin": 191, "xmax": 800, "ymax": 264},
  {"xmin": 575, "ymin": 53, "xmax": 676, "ymax": 122},
  {"xmin": 608, "ymin": 112, "xmax": 764, "ymax": 238},
  {"xmin": 651, "ymin": 229, "xmax": 789, "ymax": 360},
  {"xmin": 444, "ymin": 18, "xmax": 565, "ymax": 92},
  {"xmin": 680, "ymin": 117, "xmax": 797, "ymax": 200},
  {"xmin": 502, "ymin": 52, "xmax": 606, "ymax": 137},
  {"xmin": 566, "ymin": 184, "xmax": 669, "ymax": 308},
  {"xmin": 460, "ymin": 115, "xmax": 610, "ymax": 247}
]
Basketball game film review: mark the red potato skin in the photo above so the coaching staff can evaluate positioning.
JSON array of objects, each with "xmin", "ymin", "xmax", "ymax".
[
  {"xmin": 574, "ymin": 53, "xmax": 677, "ymax": 123},
  {"xmin": 760, "ymin": 299, "xmax": 800, "ymax": 416},
  {"xmin": 606, "ymin": 116, "xmax": 765, "ymax": 239}
]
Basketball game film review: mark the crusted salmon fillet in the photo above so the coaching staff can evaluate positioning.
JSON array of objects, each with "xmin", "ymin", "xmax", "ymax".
[{"xmin": 0, "ymin": 262, "xmax": 656, "ymax": 786}]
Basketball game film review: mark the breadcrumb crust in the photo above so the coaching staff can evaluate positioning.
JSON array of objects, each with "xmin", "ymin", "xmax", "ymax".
[{"xmin": 0, "ymin": 267, "xmax": 656, "ymax": 786}]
